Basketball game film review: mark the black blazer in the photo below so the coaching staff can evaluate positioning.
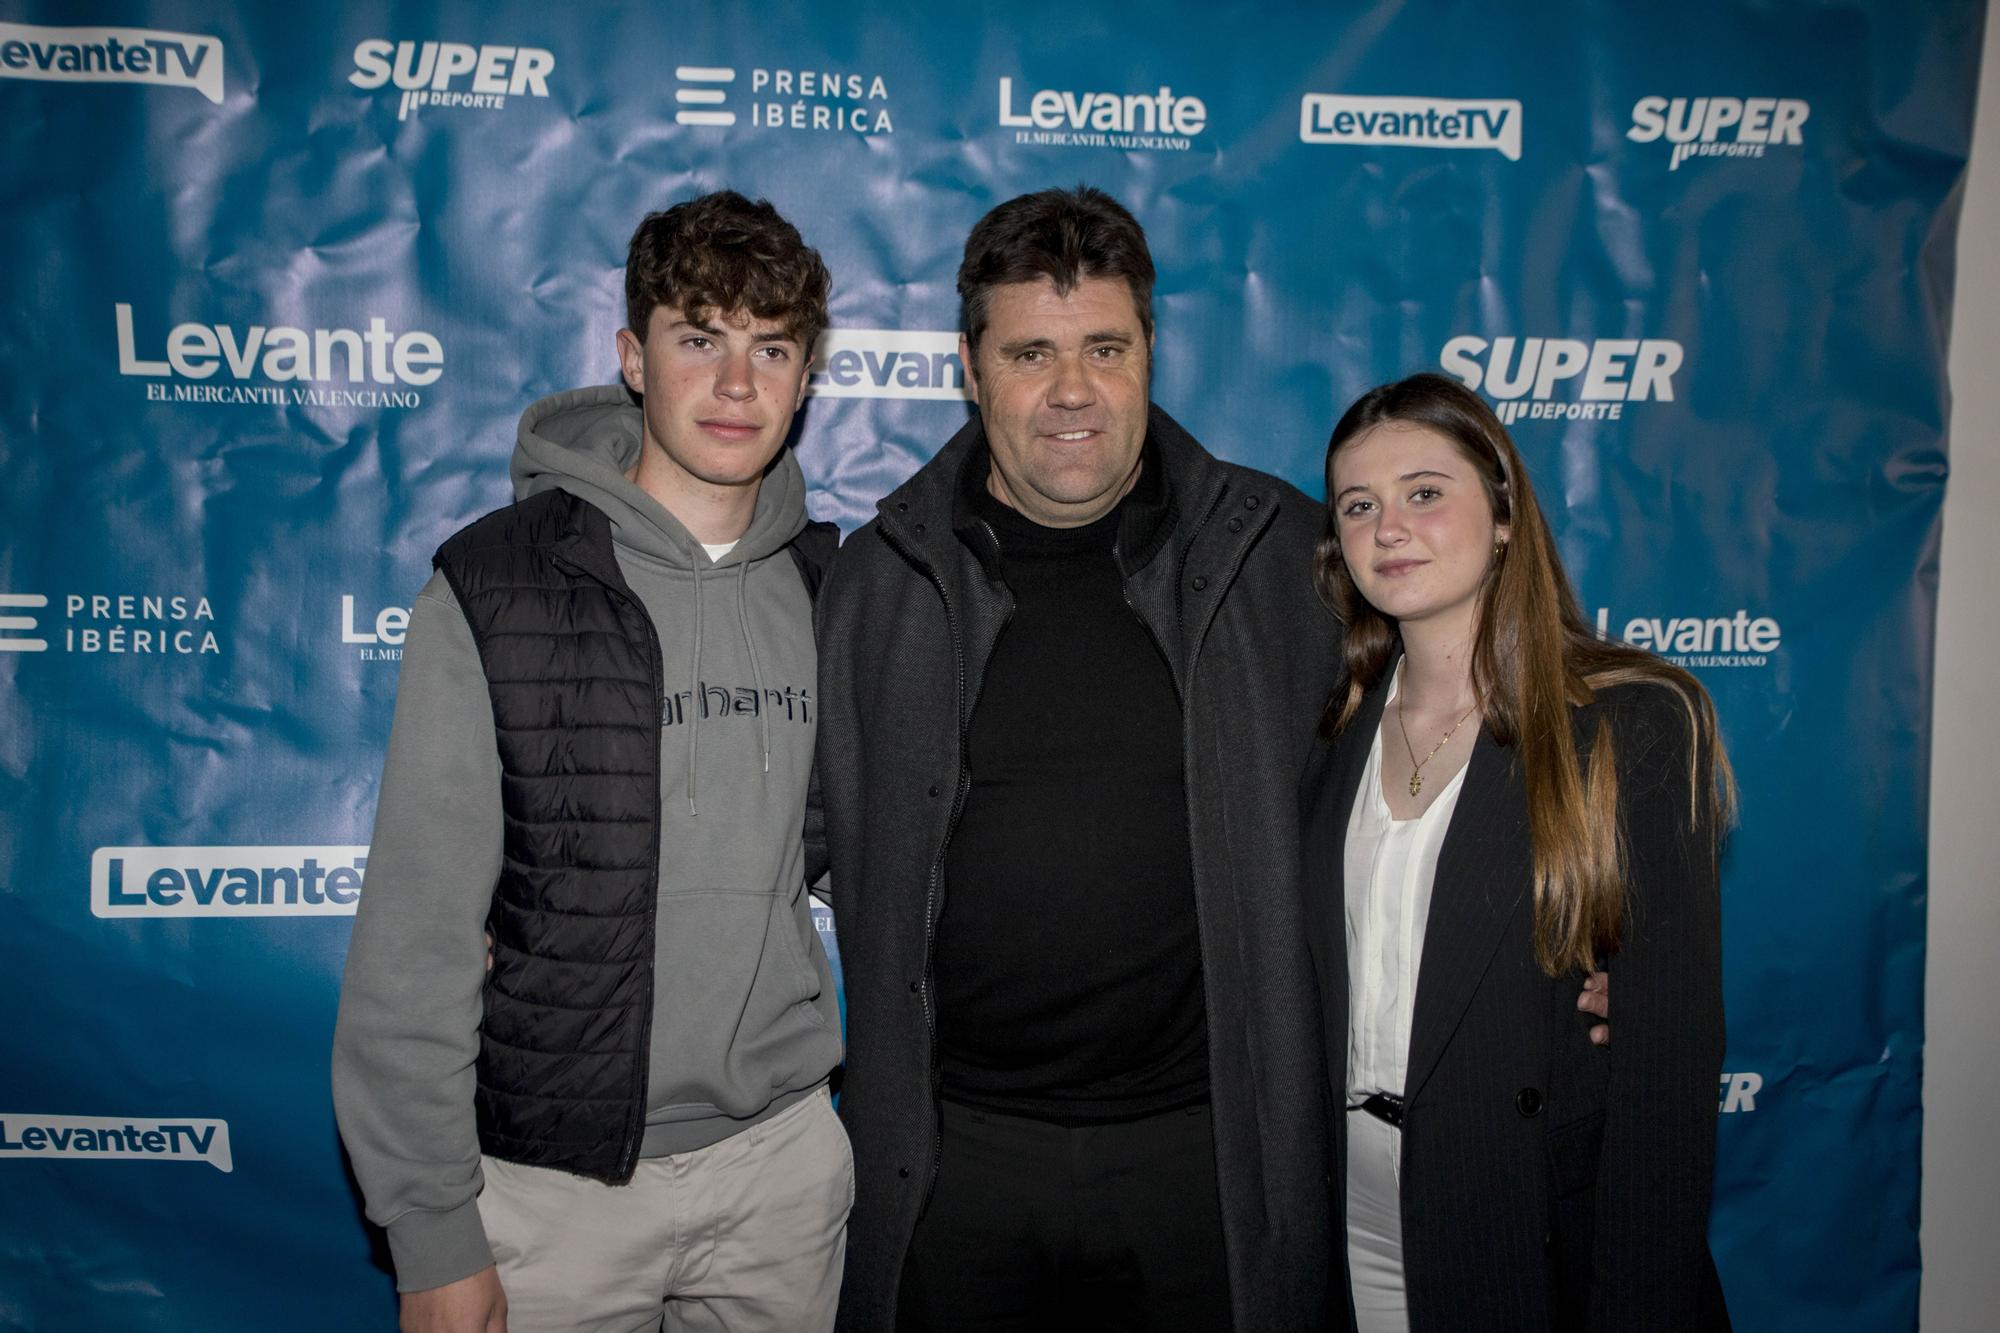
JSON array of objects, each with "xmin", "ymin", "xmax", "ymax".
[{"xmin": 1300, "ymin": 667, "xmax": 1730, "ymax": 1332}]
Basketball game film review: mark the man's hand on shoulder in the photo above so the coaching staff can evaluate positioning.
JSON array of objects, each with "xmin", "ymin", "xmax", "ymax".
[
  {"xmin": 400, "ymin": 1265, "xmax": 507, "ymax": 1333},
  {"xmin": 1578, "ymin": 969, "xmax": 1611, "ymax": 1046}
]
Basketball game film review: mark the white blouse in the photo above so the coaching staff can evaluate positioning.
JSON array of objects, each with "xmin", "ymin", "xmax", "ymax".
[{"xmin": 1344, "ymin": 674, "xmax": 1470, "ymax": 1104}]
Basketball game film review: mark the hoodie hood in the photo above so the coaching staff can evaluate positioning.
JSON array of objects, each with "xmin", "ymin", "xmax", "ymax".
[{"xmin": 511, "ymin": 385, "xmax": 808, "ymax": 568}]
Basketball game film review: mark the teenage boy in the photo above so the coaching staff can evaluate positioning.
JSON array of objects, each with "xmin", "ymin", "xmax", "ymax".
[{"xmin": 334, "ymin": 190, "xmax": 849, "ymax": 1333}]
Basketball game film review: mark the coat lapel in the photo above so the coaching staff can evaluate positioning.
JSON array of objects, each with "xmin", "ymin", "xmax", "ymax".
[
  {"xmin": 1402, "ymin": 726, "xmax": 1530, "ymax": 1104},
  {"xmin": 1297, "ymin": 667, "xmax": 1392, "ymax": 1117},
  {"xmin": 1309, "ymin": 671, "xmax": 1392, "ymax": 859}
]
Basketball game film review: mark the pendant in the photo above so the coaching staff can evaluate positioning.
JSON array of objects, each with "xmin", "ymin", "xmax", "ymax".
[{"xmin": 1409, "ymin": 772, "xmax": 1423, "ymax": 797}]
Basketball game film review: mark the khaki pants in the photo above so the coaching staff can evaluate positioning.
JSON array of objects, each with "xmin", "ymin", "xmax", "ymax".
[{"xmin": 476, "ymin": 1087, "xmax": 852, "ymax": 1333}]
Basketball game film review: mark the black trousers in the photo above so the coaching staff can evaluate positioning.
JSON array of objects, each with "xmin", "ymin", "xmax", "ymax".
[{"xmin": 896, "ymin": 1098, "xmax": 1232, "ymax": 1333}]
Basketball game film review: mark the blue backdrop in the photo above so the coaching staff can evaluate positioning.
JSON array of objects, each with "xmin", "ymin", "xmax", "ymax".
[{"xmin": 0, "ymin": 1, "xmax": 1982, "ymax": 1327}]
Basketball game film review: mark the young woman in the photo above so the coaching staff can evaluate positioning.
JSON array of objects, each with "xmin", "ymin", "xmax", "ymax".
[{"xmin": 1299, "ymin": 373, "xmax": 1735, "ymax": 1331}]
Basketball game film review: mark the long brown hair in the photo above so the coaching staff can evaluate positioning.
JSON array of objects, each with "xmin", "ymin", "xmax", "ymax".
[{"xmin": 1313, "ymin": 373, "xmax": 1735, "ymax": 976}]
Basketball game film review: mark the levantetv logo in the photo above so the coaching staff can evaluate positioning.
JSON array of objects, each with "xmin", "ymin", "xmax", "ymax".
[
  {"xmin": 1627, "ymin": 97, "xmax": 1808, "ymax": 171},
  {"xmin": 0, "ymin": 1114, "xmax": 232, "ymax": 1171},
  {"xmin": 349, "ymin": 39, "xmax": 554, "ymax": 121},
  {"xmin": 0, "ymin": 22, "xmax": 222, "ymax": 103},
  {"xmin": 1300, "ymin": 95, "xmax": 1521, "ymax": 161},
  {"xmin": 807, "ymin": 330, "xmax": 967, "ymax": 401},
  {"xmin": 1440, "ymin": 335, "xmax": 1684, "ymax": 423},
  {"xmin": 116, "ymin": 303, "xmax": 441, "ymax": 408},
  {"xmin": 999, "ymin": 76, "xmax": 1206, "ymax": 151},
  {"xmin": 92, "ymin": 846, "xmax": 370, "ymax": 918}
]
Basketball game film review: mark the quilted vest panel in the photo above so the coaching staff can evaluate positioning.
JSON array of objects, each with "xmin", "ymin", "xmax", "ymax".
[{"xmin": 434, "ymin": 490, "xmax": 659, "ymax": 1183}]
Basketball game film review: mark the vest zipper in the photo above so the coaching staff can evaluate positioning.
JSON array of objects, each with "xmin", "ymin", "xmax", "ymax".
[{"xmin": 615, "ymin": 582, "xmax": 664, "ymax": 1183}]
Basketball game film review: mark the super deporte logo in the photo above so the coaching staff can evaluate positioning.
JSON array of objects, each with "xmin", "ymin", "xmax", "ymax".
[
  {"xmin": 0, "ymin": 21, "xmax": 222, "ymax": 104},
  {"xmin": 1718, "ymin": 1072, "xmax": 1762, "ymax": 1113},
  {"xmin": 806, "ymin": 330, "xmax": 968, "ymax": 401},
  {"xmin": 1300, "ymin": 95, "xmax": 1521, "ymax": 162},
  {"xmin": 349, "ymin": 38, "xmax": 554, "ymax": 122},
  {"xmin": 116, "ymin": 303, "xmax": 441, "ymax": 409},
  {"xmin": 1439, "ymin": 335, "xmax": 1684, "ymax": 423},
  {"xmin": 92, "ymin": 846, "xmax": 370, "ymax": 918},
  {"xmin": 998, "ymin": 75, "xmax": 1207, "ymax": 152},
  {"xmin": 1627, "ymin": 97, "xmax": 1808, "ymax": 170},
  {"xmin": 0, "ymin": 1114, "xmax": 232, "ymax": 1171},
  {"xmin": 672, "ymin": 63, "xmax": 892, "ymax": 134},
  {"xmin": 1595, "ymin": 607, "xmax": 1782, "ymax": 670},
  {"xmin": 0, "ymin": 591, "xmax": 218, "ymax": 656}
]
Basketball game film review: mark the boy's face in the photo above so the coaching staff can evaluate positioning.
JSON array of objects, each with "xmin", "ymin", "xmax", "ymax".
[{"xmin": 615, "ymin": 303, "xmax": 810, "ymax": 498}]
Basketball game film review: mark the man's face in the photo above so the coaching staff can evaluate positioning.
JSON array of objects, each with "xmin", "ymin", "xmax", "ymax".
[
  {"xmin": 615, "ymin": 303, "xmax": 810, "ymax": 500},
  {"xmin": 962, "ymin": 276, "xmax": 1152, "ymax": 528}
]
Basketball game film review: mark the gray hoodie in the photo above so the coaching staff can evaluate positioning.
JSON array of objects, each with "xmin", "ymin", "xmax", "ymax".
[{"xmin": 332, "ymin": 386, "xmax": 843, "ymax": 1292}]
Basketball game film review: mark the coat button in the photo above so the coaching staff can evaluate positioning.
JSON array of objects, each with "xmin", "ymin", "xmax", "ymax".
[
  {"xmin": 928, "ymin": 784, "xmax": 940, "ymax": 797},
  {"xmin": 1243, "ymin": 495, "xmax": 1260, "ymax": 510},
  {"xmin": 1191, "ymin": 576, "xmax": 1208, "ymax": 591},
  {"xmin": 896, "ymin": 502, "xmax": 908, "ymax": 512},
  {"xmin": 898, "ymin": 1166, "xmax": 911, "ymax": 1178},
  {"xmin": 1227, "ymin": 517, "xmax": 1243, "ymax": 532},
  {"xmin": 908, "ymin": 980, "xmax": 920, "ymax": 992},
  {"xmin": 914, "ymin": 523, "xmax": 926, "ymax": 535},
  {"xmin": 1516, "ymin": 1087, "xmax": 1544, "ymax": 1118}
]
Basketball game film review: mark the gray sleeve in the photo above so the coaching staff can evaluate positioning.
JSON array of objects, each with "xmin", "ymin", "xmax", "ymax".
[{"xmin": 331, "ymin": 572, "xmax": 503, "ymax": 1293}]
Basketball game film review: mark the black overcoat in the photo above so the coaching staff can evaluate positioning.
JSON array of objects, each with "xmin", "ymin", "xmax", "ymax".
[
  {"xmin": 817, "ymin": 404, "xmax": 1344, "ymax": 1331},
  {"xmin": 1300, "ymin": 666, "xmax": 1731, "ymax": 1331}
]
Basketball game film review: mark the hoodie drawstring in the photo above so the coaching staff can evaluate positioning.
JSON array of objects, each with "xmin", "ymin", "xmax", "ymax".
[
  {"xmin": 687, "ymin": 554, "xmax": 773, "ymax": 812},
  {"xmin": 737, "ymin": 561, "xmax": 771, "ymax": 775},
  {"xmin": 686, "ymin": 562, "xmax": 704, "ymax": 815}
]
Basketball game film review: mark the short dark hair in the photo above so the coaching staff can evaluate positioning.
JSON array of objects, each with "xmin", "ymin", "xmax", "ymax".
[
  {"xmin": 956, "ymin": 186, "xmax": 1155, "ymax": 352},
  {"xmin": 624, "ymin": 191, "xmax": 830, "ymax": 349}
]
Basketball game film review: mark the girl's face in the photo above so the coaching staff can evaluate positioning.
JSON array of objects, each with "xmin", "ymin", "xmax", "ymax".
[{"xmin": 1330, "ymin": 421, "xmax": 1506, "ymax": 633}]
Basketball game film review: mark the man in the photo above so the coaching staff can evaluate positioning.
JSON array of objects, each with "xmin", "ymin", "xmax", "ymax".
[
  {"xmin": 815, "ymin": 186, "xmax": 1343, "ymax": 1332},
  {"xmin": 333, "ymin": 191, "xmax": 850, "ymax": 1333}
]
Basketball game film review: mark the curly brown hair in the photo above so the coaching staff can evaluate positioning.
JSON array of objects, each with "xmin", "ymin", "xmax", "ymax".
[{"xmin": 624, "ymin": 191, "xmax": 830, "ymax": 349}]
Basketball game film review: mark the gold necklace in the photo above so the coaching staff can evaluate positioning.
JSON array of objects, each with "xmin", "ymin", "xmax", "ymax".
[{"xmin": 1396, "ymin": 694, "xmax": 1479, "ymax": 798}]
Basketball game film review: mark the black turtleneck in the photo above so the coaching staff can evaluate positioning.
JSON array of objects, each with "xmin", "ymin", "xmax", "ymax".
[{"xmin": 934, "ymin": 447, "xmax": 1208, "ymax": 1124}]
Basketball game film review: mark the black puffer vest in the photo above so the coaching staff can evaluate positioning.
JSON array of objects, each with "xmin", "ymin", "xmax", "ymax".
[{"xmin": 434, "ymin": 488, "xmax": 835, "ymax": 1183}]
